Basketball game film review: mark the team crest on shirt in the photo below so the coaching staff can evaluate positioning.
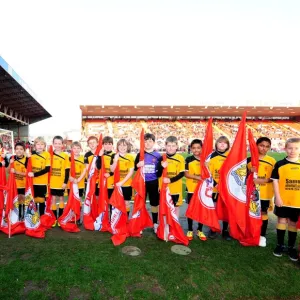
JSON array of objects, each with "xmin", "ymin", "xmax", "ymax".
[
  {"xmin": 152, "ymin": 158, "xmax": 157, "ymax": 163},
  {"xmin": 227, "ymin": 160, "xmax": 247, "ymax": 203}
]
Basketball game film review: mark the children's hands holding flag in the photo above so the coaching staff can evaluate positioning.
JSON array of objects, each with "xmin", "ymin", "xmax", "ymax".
[{"xmin": 137, "ymin": 160, "xmax": 144, "ymax": 168}]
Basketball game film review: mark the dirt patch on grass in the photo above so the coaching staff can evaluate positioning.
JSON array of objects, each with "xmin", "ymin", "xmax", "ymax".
[
  {"xmin": 126, "ymin": 276, "xmax": 166, "ymax": 296},
  {"xmin": 21, "ymin": 253, "xmax": 33, "ymax": 260},
  {"xmin": 23, "ymin": 280, "xmax": 48, "ymax": 297},
  {"xmin": 184, "ymin": 275, "xmax": 198, "ymax": 289},
  {"xmin": 0, "ymin": 255, "xmax": 14, "ymax": 265},
  {"xmin": 68, "ymin": 287, "xmax": 90, "ymax": 300}
]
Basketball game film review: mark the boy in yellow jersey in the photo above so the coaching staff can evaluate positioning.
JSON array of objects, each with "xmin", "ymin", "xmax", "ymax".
[
  {"xmin": 10, "ymin": 142, "xmax": 28, "ymax": 220},
  {"xmin": 27, "ymin": 137, "xmax": 51, "ymax": 217},
  {"xmin": 185, "ymin": 139, "xmax": 206, "ymax": 241},
  {"xmin": 208, "ymin": 136, "xmax": 231, "ymax": 240},
  {"xmin": 100, "ymin": 137, "xmax": 115, "ymax": 219},
  {"xmin": 68, "ymin": 141, "xmax": 86, "ymax": 224},
  {"xmin": 247, "ymin": 137, "xmax": 276, "ymax": 247},
  {"xmin": 110, "ymin": 139, "xmax": 134, "ymax": 216},
  {"xmin": 272, "ymin": 138, "xmax": 300, "ymax": 261},
  {"xmin": 161, "ymin": 136, "xmax": 185, "ymax": 218},
  {"xmin": 84, "ymin": 136, "xmax": 101, "ymax": 198},
  {"xmin": 50, "ymin": 136, "xmax": 70, "ymax": 227}
]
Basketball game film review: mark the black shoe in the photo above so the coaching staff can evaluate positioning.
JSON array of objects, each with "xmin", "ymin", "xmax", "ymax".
[
  {"xmin": 208, "ymin": 230, "xmax": 217, "ymax": 239},
  {"xmin": 222, "ymin": 230, "xmax": 232, "ymax": 241},
  {"xmin": 273, "ymin": 244, "xmax": 284, "ymax": 257},
  {"xmin": 288, "ymin": 247, "xmax": 299, "ymax": 262}
]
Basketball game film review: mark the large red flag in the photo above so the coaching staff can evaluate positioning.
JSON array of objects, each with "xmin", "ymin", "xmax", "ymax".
[
  {"xmin": 240, "ymin": 129, "xmax": 262, "ymax": 246},
  {"xmin": 0, "ymin": 149, "xmax": 6, "ymax": 224},
  {"xmin": 157, "ymin": 155, "xmax": 189, "ymax": 246},
  {"xmin": 93, "ymin": 154, "xmax": 111, "ymax": 232},
  {"xmin": 83, "ymin": 135, "xmax": 103, "ymax": 230},
  {"xmin": 40, "ymin": 146, "xmax": 56, "ymax": 229},
  {"xmin": 0, "ymin": 166, "xmax": 25, "ymax": 236},
  {"xmin": 128, "ymin": 128, "xmax": 153, "ymax": 237},
  {"xmin": 218, "ymin": 112, "xmax": 247, "ymax": 240},
  {"xmin": 186, "ymin": 118, "xmax": 221, "ymax": 232},
  {"xmin": 109, "ymin": 163, "xmax": 128, "ymax": 246},
  {"xmin": 24, "ymin": 158, "xmax": 46, "ymax": 238},
  {"xmin": 58, "ymin": 151, "xmax": 81, "ymax": 232}
]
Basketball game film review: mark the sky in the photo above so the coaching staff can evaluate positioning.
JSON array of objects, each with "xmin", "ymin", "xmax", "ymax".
[{"xmin": 0, "ymin": 0, "xmax": 300, "ymax": 137}]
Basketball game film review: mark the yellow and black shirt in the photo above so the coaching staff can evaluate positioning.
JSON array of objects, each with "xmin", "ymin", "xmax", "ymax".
[
  {"xmin": 31, "ymin": 151, "xmax": 51, "ymax": 186},
  {"xmin": 208, "ymin": 150, "xmax": 229, "ymax": 193},
  {"xmin": 103, "ymin": 151, "xmax": 115, "ymax": 189},
  {"xmin": 247, "ymin": 155, "xmax": 276, "ymax": 200},
  {"xmin": 166, "ymin": 153, "xmax": 185, "ymax": 203},
  {"xmin": 271, "ymin": 158, "xmax": 300, "ymax": 208},
  {"xmin": 185, "ymin": 155, "xmax": 201, "ymax": 193},
  {"xmin": 110, "ymin": 153, "xmax": 134, "ymax": 187},
  {"xmin": 11, "ymin": 155, "xmax": 28, "ymax": 189},
  {"xmin": 50, "ymin": 152, "xmax": 70, "ymax": 189},
  {"xmin": 84, "ymin": 150, "xmax": 100, "ymax": 181},
  {"xmin": 68, "ymin": 155, "xmax": 85, "ymax": 189}
]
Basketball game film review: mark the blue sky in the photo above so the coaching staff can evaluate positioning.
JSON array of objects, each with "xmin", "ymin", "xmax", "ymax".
[{"xmin": 0, "ymin": 0, "xmax": 299, "ymax": 136}]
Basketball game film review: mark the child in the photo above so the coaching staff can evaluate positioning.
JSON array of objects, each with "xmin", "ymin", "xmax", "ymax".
[
  {"xmin": 110, "ymin": 139, "xmax": 134, "ymax": 216},
  {"xmin": 68, "ymin": 141, "xmax": 86, "ymax": 223},
  {"xmin": 84, "ymin": 136, "xmax": 100, "ymax": 197},
  {"xmin": 247, "ymin": 137, "xmax": 276, "ymax": 246},
  {"xmin": 272, "ymin": 137, "xmax": 300, "ymax": 261},
  {"xmin": 135, "ymin": 133, "xmax": 162, "ymax": 232},
  {"xmin": 185, "ymin": 139, "xmax": 206, "ymax": 241},
  {"xmin": 50, "ymin": 136, "xmax": 70, "ymax": 227},
  {"xmin": 161, "ymin": 136, "xmax": 185, "ymax": 218},
  {"xmin": 10, "ymin": 142, "xmax": 28, "ymax": 220},
  {"xmin": 208, "ymin": 136, "xmax": 231, "ymax": 240},
  {"xmin": 102, "ymin": 136, "xmax": 115, "ymax": 200},
  {"xmin": 27, "ymin": 137, "xmax": 51, "ymax": 216}
]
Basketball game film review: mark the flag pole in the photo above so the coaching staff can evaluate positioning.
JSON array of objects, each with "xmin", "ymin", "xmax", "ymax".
[{"xmin": 8, "ymin": 209, "xmax": 11, "ymax": 238}]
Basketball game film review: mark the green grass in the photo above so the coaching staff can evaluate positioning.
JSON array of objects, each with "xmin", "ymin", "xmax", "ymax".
[{"xmin": 0, "ymin": 216, "xmax": 299, "ymax": 299}]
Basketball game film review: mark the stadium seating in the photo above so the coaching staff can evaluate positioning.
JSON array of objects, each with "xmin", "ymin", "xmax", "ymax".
[{"xmin": 81, "ymin": 119, "xmax": 300, "ymax": 152}]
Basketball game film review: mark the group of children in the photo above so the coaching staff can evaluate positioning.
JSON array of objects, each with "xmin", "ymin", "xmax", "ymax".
[{"xmin": 1, "ymin": 134, "xmax": 299, "ymax": 261}]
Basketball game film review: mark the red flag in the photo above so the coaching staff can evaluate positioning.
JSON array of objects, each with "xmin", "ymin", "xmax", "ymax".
[
  {"xmin": 0, "ymin": 150, "xmax": 6, "ymax": 224},
  {"xmin": 128, "ymin": 128, "xmax": 153, "ymax": 237},
  {"xmin": 218, "ymin": 112, "xmax": 247, "ymax": 241},
  {"xmin": 58, "ymin": 151, "xmax": 81, "ymax": 232},
  {"xmin": 109, "ymin": 163, "xmax": 128, "ymax": 246},
  {"xmin": 24, "ymin": 158, "xmax": 46, "ymax": 238},
  {"xmin": 93, "ymin": 155, "xmax": 111, "ymax": 232},
  {"xmin": 157, "ymin": 155, "xmax": 189, "ymax": 246},
  {"xmin": 83, "ymin": 135, "xmax": 103, "ymax": 230},
  {"xmin": 200, "ymin": 118, "xmax": 213, "ymax": 180},
  {"xmin": 240, "ymin": 129, "xmax": 262, "ymax": 246},
  {"xmin": 0, "ymin": 167, "xmax": 25, "ymax": 236},
  {"xmin": 40, "ymin": 146, "xmax": 56, "ymax": 229},
  {"xmin": 186, "ymin": 118, "xmax": 221, "ymax": 232}
]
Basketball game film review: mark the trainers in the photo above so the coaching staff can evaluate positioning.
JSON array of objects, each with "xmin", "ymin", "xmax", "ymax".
[
  {"xmin": 197, "ymin": 230, "xmax": 207, "ymax": 241},
  {"xmin": 186, "ymin": 231, "xmax": 193, "ymax": 241},
  {"xmin": 153, "ymin": 223, "xmax": 159, "ymax": 234},
  {"xmin": 222, "ymin": 230, "xmax": 232, "ymax": 241},
  {"xmin": 259, "ymin": 236, "xmax": 266, "ymax": 247},
  {"xmin": 288, "ymin": 247, "xmax": 299, "ymax": 262},
  {"xmin": 273, "ymin": 244, "xmax": 284, "ymax": 257},
  {"xmin": 208, "ymin": 230, "xmax": 217, "ymax": 239},
  {"xmin": 52, "ymin": 220, "xmax": 57, "ymax": 228}
]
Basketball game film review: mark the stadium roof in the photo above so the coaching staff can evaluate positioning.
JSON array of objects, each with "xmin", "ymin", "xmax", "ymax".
[
  {"xmin": 0, "ymin": 56, "xmax": 51, "ymax": 125},
  {"xmin": 80, "ymin": 105, "xmax": 300, "ymax": 118}
]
